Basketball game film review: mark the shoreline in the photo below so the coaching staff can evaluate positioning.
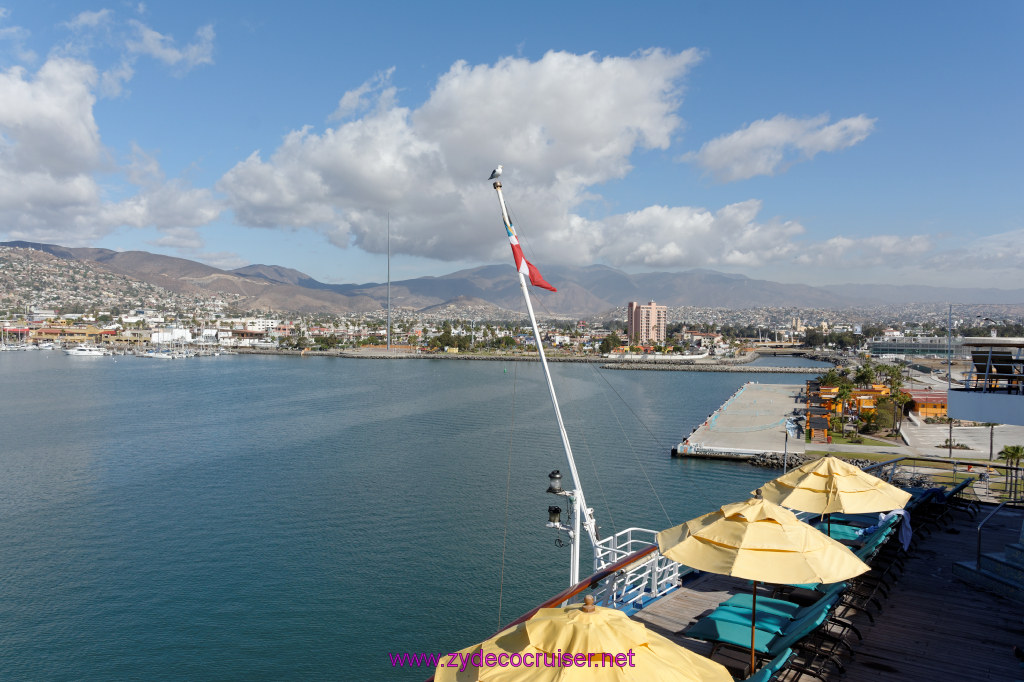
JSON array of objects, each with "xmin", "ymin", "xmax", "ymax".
[{"xmin": 232, "ymin": 347, "xmax": 838, "ymax": 373}]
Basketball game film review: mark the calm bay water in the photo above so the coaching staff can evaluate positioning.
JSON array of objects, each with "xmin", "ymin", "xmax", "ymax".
[{"xmin": 0, "ymin": 352, "xmax": 827, "ymax": 680}]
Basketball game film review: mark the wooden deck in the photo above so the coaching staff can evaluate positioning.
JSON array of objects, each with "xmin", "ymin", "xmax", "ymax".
[{"xmin": 631, "ymin": 505, "xmax": 1024, "ymax": 681}]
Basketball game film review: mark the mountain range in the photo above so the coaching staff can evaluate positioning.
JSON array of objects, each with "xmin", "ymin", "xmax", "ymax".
[{"xmin": 4, "ymin": 241, "xmax": 1023, "ymax": 317}]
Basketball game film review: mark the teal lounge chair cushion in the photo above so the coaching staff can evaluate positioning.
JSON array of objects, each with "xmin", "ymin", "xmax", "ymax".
[
  {"xmin": 705, "ymin": 605, "xmax": 789, "ymax": 635},
  {"xmin": 684, "ymin": 616, "xmax": 776, "ymax": 653},
  {"xmin": 721, "ymin": 594, "xmax": 802, "ymax": 618}
]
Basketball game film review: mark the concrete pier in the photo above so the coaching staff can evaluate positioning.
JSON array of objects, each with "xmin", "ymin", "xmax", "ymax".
[{"xmin": 674, "ymin": 382, "xmax": 806, "ymax": 460}]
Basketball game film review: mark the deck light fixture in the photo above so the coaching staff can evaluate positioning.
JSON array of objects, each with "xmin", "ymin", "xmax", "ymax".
[{"xmin": 546, "ymin": 470, "xmax": 563, "ymax": 494}]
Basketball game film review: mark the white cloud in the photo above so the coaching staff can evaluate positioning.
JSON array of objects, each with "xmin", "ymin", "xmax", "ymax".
[
  {"xmin": 105, "ymin": 144, "xmax": 223, "ymax": 230},
  {"xmin": 220, "ymin": 49, "xmax": 703, "ymax": 263},
  {"xmin": 584, "ymin": 200, "xmax": 805, "ymax": 269},
  {"xmin": 103, "ymin": 179, "xmax": 222, "ymax": 231},
  {"xmin": 686, "ymin": 113, "xmax": 876, "ymax": 182},
  {"xmin": 927, "ymin": 229, "xmax": 1024, "ymax": 272},
  {"xmin": 193, "ymin": 251, "xmax": 248, "ymax": 271},
  {"xmin": 99, "ymin": 57, "xmax": 134, "ymax": 98},
  {"xmin": 0, "ymin": 9, "xmax": 36, "ymax": 64},
  {"xmin": 218, "ymin": 50, "xmax": 908, "ymax": 277},
  {"xmin": 152, "ymin": 227, "xmax": 203, "ymax": 250},
  {"xmin": 330, "ymin": 67, "xmax": 396, "ymax": 120},
  {"xmin": 54, "ymin": 12, "xmax": 212, "ymax": 92},
  {"xmin": 65, "ymin": 9, "xmax": 113, "ymax": 31},
  {"xmin": 0, "ymin": 40, "xmax": 934, "ymax": 284},
  {"xmin": 0, "ymin": 57, "xmax": 221, "ymax": 246},
  {"xmin": 0, "ymin": 58, "xmax": 103, "ymax": 175},
  {"xmin": 126, "ymin": 19, "xmax": 214, "ymax": 72}
]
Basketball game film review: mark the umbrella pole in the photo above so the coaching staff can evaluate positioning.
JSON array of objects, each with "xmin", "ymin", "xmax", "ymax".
[{"xmin": 750, "ymin": 580, "xmax": 758, "ymax": 675}]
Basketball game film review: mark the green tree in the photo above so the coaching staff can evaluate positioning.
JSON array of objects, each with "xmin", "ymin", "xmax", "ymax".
[
  {"xmin": 872, "ymin": 396, "xmax": 896, "ymax": 433},
  {"xmin": 893, "ymin": 390, "xmax": 912, "ymax": 432},
  {"xmin": 430, "ymin": 321, "xmax": 456, "ymax": 349},
  {"xmin": 876, "ymin": 364, "xmax": 905, "ymax": 433},
  {"xmin": 599, "ymin": 332, "xmax": 622, "ymax": 354},
  {"xmin": 818, "ymin": 368, "xmax": 845, "ymax": 387},
  {"xmin": 835, "ymin": 384, "xmax": 853, "ymax": 427},
  {"xmin": 803, "ymin": 328, "xmax": 825, "ymax": 348},
  {"xmin": 999, "ymin": 445, "xmax": 1023, "ymax": 501},
  {"xmin": 859, "ymin": 408, "xmax": 880, "ymax": 434},
  {"xmin": 853, "ymin": 362, "xmax": 876, "ymax": 389}
]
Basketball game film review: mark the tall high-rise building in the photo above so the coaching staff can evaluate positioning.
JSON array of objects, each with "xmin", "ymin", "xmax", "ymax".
[{"xmin": 627, "ymin": 300, "xmax": 667, "ymax": 345}]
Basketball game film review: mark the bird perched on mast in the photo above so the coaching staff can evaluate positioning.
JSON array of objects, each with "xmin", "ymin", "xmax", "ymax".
[{"xmin": 488, "ymin": 164, "xmax": 503, "ymax": 180}]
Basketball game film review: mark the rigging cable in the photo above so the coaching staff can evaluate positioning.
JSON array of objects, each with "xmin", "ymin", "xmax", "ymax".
[
  {"xmin": 590, "ymin": 360, "xmax": 675, "ymax": 528},
  {"xmin": 559, "ymin": 367, "xmax": 617, "ymax": 539},
  {"xmin": 496, "ymin": 349, "xmax": 519, "ymax": 630}
]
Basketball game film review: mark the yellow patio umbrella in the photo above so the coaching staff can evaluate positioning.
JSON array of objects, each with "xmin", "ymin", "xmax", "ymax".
[
  {"xmin": 759, "ymin": 455, "xmax": 911, "ymax": 516},
  {"xmin": 434, "ymin": 595, "xmax": 732, "ymax": 681},
  {"xmin": 656, "ymin": 494, "xmax": 870, "ymax": 674},
  {"xmin": 758, "ymin": 456, "xmax": 912, "ymax": 538}
]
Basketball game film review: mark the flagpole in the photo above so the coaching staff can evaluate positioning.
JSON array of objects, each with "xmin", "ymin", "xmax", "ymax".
[{"xmin": 492, "ymin": 180, "xmax": 599, "ymax": 586}]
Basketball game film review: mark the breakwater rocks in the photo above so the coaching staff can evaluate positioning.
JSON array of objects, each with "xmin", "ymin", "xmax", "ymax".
[
  {"xmin": 602, "ymin": 363, "xmax": 823, "ymax": 373},
  {"xmin": 237, "ymin": 348, "xmax": 837, "ymax": 372},
  {"xmin": 235, "ymin": 348, "xmax": 846, "ymax": 374},
  {"xmin": 749, "ymin": 453, "xmax": 875, "ymax": 469},
  {"xmin": 748, "ymin": 453, "xmax": 932, "ymax": 487}
]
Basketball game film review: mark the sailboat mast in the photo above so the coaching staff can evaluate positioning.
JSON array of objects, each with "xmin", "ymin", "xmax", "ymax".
[
  {"xmin": 386, "ymin": 212, "xmax": 391, "ymax": 351},
  {"xmin": 492, "ymin": 181, "xmax": 599, "ymax": 584}
]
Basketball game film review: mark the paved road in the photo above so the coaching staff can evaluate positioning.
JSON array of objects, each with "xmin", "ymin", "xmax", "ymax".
[
  {"xmin": 901, "ymin": 417, "xmax": 1024, "ymax": 460},
  {"xmin": 815, "ymin": 421, "xmax": 1024, "ymax": 461}
]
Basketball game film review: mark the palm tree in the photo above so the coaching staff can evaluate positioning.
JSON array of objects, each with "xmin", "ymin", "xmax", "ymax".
[
  {"xmin": 893, "ymin": 390, "xmax": 912, "ymax": 433},
  {"xmin": 836, "ymin": 384, "xmax": 854, "ymax": 431},
  {"xmin": 879, "ymin": 365, "xmax": 905, "ymax": 434},
  {"xmin": 819, "ymin": 368, "xmax": 844, "ymax": 387},
  {"xmin": 854, "ymin": 363, "xmax": 876, "ymax": 389},
  {"xmin": 859, "ymin": 408, "xmax": 879, "ymax": 434},
  {"xmin": 998, "ymin": 445, "xmax": 1023, "ymax": 501}
]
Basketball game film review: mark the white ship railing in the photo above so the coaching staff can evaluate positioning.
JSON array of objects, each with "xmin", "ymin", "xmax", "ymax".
[{"xmin": 590, "ymin": 527, "xmax": 693, "ymax": 609}]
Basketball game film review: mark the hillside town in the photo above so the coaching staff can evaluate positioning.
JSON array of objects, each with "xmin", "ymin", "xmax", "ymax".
[{"xmin": 2, "ymin": 245, "xmax": 1022, "ymax": 356}]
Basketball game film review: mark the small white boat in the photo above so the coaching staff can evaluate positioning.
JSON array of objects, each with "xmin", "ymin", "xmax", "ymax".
[{"xmin": 64, "ymin": 344, "xmax": 110, "ymax": 356}]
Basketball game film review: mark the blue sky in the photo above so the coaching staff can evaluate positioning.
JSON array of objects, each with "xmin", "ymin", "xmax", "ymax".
[{"xmin": 0, "ymin": 1, "xmax": 1020, "ymax": 290}]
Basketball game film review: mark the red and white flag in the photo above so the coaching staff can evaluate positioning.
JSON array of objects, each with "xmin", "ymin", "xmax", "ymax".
[{"xmin": 509, "ymin": 234, "xmax": 556, "ymax": 292}]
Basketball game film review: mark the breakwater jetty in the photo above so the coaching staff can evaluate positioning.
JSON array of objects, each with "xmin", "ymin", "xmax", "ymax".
[
  {"xmin": 673, "ymin": 382, "xmax": 807, "ymax": 461},
  {"xmin": 235, "ymin": 348, "xmax": 836, "ymax": 373},
  {"xmin": 601, "ymin": 363, "xmax": 821, "ymax": 373}
]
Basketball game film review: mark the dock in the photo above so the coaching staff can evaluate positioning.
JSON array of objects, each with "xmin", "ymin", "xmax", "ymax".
[{"xmin": 675, "ymin": 382, "xmax": 806, "ymax": 460}]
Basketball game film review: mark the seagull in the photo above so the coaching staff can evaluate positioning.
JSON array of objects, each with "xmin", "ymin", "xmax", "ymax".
[{"xmin": 488, "ymin": 164, "xmax": 503, "ymax": 180}]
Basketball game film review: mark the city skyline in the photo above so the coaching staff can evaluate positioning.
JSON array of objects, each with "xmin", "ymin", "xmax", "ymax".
[{"xmin": 0, "ymin": 2, "xmax": 1020, "ymax": 291}]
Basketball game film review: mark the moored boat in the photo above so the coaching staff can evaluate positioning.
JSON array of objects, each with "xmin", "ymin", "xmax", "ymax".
[{"xmin": 64, "ymin": 344, "xmax": 110, "ymax": 356}]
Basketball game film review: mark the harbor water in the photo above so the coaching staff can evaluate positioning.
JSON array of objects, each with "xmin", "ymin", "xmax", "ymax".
[{"xmin": 0, "ymin": 352, "xmax": 828, "ymax": 680}]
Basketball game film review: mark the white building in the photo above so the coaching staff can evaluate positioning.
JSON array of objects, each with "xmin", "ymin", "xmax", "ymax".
[{"xmin": 151, "ymin": 327, "xmax": 194, "ymax": 344}]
